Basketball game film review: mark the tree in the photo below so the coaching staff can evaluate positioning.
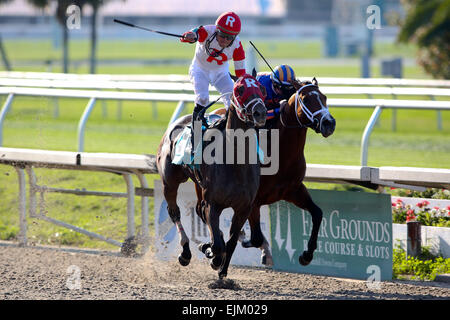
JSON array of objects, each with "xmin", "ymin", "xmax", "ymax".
[
  {"xmin": 84, "ymin": 1, "xmax": 125, "ymax": 74},
  {"xmin": 0, "ymin": 0, "xmax": 13, "ymax": 71},
  {"xmin": 28, "ymin": 0, "xmax": 85, "ymax": 73},
  {"xmin": 397, "ymin": 0, "xmax": 450, "ymax": 79}
]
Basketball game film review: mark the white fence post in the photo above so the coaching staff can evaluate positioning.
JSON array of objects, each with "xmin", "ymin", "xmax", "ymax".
[
  {"xmin": 77, "ymin": 97, "xmax": 97, "ymax": 152},
  {"xmin": 0, "ymin": 93, "xmax": 14, "ymax": 146},
  {"xmin": 361, "ymin": 105, "xmax": 383, "ymax": 166},
  {"xmin": 15, "ymin": 166, "xmax": 27, "ymax": 246}
]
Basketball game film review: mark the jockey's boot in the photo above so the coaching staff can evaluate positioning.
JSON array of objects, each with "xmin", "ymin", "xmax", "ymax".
[{"xmin": 191, "ymin": 104, "xmax": 206, "ymax": 158}]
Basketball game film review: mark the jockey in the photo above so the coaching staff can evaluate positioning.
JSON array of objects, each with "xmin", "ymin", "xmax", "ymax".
[
  {"xmin": 180, "ymin": 11, "xmax": 246, "ymax": 127},
  {"xmin": 256, "ymin": 64, "xmax": 299, "ymax": 120}
]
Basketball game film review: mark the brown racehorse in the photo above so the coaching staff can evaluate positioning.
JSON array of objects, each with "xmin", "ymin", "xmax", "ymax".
[
  {"xmin": 211, "ymin": 78, "xmax": 336, "ymax": 266},
  {"xmin": 156, "ymin": 74, "xmax": 267, "ymax": 279}
]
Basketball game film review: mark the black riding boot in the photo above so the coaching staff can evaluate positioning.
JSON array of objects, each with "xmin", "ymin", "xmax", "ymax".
[{"xmin": 191, "ymin": 104, "xmax": 205, "ymax": 158}]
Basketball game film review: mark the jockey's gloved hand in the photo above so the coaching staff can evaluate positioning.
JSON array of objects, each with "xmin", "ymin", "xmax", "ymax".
[
  {"xmin": 289, "ymin": 79, "xmax": 302, "ymax": 90},
  {"xmin": 180, "ymin": 31, "xmax": 197, "ymax": 43},
  {"xmin": 193, "ymin": 104, "xmax": 208, "ymax": 128}
]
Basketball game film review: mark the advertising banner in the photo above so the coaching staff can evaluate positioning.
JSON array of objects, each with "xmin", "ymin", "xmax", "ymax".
[{"xmin": 270, "ymin": 190, "xmax": 392, "ymax": 280}]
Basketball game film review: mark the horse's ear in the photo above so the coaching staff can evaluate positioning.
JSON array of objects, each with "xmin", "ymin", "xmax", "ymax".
[
  {"xmin": 229, "ymin": 72, "xmax": 239, "ymax": 82},
  {"xmin": 259, "ymin": 84, "xmax": 267, "ymax": 98},
  {"xmin": 312, "ymin": 77, "xmax": 318, "ymax": 86},
  {"xmin": 252, "ymin": 67, "xmax": 257, "ymax": 78},
  {"xmin": 237, "ymin": 83, "xmax": 245, "ymax": 96}
]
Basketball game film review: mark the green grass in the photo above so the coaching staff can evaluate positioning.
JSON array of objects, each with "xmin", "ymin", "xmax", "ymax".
[{"xmin": 0, "ymin": 38, "xmax": 448, "ymax": 250}]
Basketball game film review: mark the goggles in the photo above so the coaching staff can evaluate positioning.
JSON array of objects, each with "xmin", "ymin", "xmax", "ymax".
[{"xmin": 216, "ymin": 30, "xmax": 235, "ymax": 41}]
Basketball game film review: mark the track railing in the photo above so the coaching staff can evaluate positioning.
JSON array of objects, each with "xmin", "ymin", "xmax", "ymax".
[{"xmin": 1, "ymin": 147, "xmax": 449, "ymax": 250}]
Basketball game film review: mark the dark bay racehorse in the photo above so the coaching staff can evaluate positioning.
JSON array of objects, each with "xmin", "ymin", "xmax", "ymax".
[
  {"xmin": 209, "ymin": 78, "xmax": 336, "ymax": 266},
  {"xmin": 242, "ymin": 78, "xmax": 336, "ymax": 266},
  {"xmin": 156, "ymin": 74, "xmax": 267, "ymax": 279}
]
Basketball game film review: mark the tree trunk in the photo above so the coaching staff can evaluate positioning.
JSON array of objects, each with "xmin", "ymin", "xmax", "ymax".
[
  {"xmin": 89, "ymin": 3, "xmax": 98, "ymax": 74},
  {"xmin": 0, "ymin": 34, "xmax": 11, "ymax": 71},
  {"xmin": 62, "ymin": 26, "xmax": 69, "ymax": 73}
]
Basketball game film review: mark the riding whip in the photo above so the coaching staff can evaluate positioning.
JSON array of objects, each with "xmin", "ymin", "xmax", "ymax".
[
  {"xmin": 113, "ymin": 19, "xmax": 184, "ymax": 38},
  {"xmin": 248, "ymin": 40, "xmax": 285, "ymax": 84}
]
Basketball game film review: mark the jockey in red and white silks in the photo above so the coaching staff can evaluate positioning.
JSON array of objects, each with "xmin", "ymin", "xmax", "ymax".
[{"xmin": 180, "ymin": 12, "xmax": 246, "ymax": 125}]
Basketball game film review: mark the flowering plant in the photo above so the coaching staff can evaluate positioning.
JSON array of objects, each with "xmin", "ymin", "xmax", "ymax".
[{"xmin": 392, "ymin": 198, "xmax": 450, "ymax": 227}]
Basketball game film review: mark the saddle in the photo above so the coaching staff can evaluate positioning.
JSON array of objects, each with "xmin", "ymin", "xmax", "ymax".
[{"xmin": 172, "ymin": 113, "xmax": 226, "ymax": 166}]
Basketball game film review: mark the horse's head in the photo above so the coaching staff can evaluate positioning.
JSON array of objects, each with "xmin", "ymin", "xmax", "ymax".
[
  {"xmin": 230, "ymin": 74, "xmax": 267, "ymax": 127},
  {"xmin": 290, "ymin": 78, "xmax": 336, "ymax": 137}
]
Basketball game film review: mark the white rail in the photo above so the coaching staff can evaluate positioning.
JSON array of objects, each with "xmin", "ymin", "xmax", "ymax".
[
  {"xmin": 1, "ymin": 86, "xmax": 449, "ymax": 165},
  {"xmin": 2, "ymin": 71, "xmax": 450, "ymax": 88},
  {"xmin": 1, "ymin": 147, "xmax": 449, "ymax": 248},
  {"xmin": 0, "ymin": 147, "xmax": 156, "ymax": 253},
  {"xmin": 2, "ymin": 77, "xmax": 450, "ymax": 97}
]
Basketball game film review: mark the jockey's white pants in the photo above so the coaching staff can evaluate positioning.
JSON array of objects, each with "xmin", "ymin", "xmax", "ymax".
[{"xmin": 189, "ymin": 62, "xmax": 234, "ymax": 109}]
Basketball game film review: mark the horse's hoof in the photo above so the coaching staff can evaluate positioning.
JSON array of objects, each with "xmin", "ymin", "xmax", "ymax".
[
  {"xmin": 218, "ymin": 272, "xmax": 227, "ymax": 279},
  {"xmin": 198, "ymin": 243, "xmax": 210, "ymax": 254},
  {"xmin": 264, "ymin": 255, "xmax": 274, "ymax": 267},
  {"xmin": 210, "ymin": 255, "xmax": 223, "ymax": 270},
  {"xmin": 261, "ymin": 254, "xmax": 267, "ymax": 265},
  {"xmin": 178, "ymin": 254, "xmax": 191, "ymax": 267},
  {"xmin": 299, "ymin": 251, "xmax": 313, "ymax": 266},
  {"xmin": 241, "ymin": 240, "xmax": 253, "ymax": 248},
  {"xmin": 205, "ymin": 247, "xmax": 214, "ymax": 259}
]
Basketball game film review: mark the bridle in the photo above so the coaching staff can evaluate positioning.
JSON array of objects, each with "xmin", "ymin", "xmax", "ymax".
[
  {"xmin": 280, "ymin": 84, "xmax": 330, "ymax": 132},
  {"xmin": 230, "ymin": 93, "xmax": 265, "ymax": 126}
]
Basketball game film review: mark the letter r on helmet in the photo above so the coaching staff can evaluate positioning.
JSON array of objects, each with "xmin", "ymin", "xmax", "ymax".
[{"xmin": 226, "ymin": 16, "xmax": 235, "ymax": 27}]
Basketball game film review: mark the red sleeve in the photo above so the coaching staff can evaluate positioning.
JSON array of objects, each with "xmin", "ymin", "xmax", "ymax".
[
  {"xmin": 233, "ymin": 41, "xmax": 246, "ymax": 77},
  {"xmin": 197, "ymin": 26, "xmax": 208, "ymax": 43},
  {"xmin": 233, "ymin": 41, "xmax": 245, "ymax": 61}
]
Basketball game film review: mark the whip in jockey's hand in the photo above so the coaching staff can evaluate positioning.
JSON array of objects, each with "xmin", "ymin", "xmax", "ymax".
[
  {"xmin": 179, "ymin": 11, "xmax": 246, "ymax": 137},
  {"xmin": 180, "ymin": 31, "xmax": 197, "ymax": 43}
]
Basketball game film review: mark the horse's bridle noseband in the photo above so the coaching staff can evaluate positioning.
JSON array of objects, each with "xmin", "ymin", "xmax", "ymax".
[
  {"xmin": 280, "ymin": 84, "xmax": 330, "ymax": 131},
  {"xmin": 231, "ymin": 95, "xmax": 265, "ymax": 126}
]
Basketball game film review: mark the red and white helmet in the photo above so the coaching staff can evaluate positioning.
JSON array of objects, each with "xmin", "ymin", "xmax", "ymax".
[{"xmin": 215, "ymin": 12, "xmax": 241, "ymax": 36}]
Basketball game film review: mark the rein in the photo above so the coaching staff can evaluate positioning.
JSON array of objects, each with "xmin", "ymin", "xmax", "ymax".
[
  {"xmin": 280, "ymin": 84, "xmax": 330, "ymax": 130},
  {"xmin": 230, "ymin": 95, "xmax": 265, "ymax": 125}
]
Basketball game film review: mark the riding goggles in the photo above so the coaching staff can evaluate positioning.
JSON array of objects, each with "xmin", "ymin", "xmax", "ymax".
[{"xmin": 216, "ymin": 30, "xmax": 235, "ymax": 41}]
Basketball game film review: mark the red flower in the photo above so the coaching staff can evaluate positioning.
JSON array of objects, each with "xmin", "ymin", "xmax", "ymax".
[
  {"xmin": 422, "ymin": 200, "xmax": 430, "ymax": 206},
  {"xmin": 396, "ymin": 199, "xmax": 403, "ymax": 203},
  {"xmin": 416, "ymin": 202, "xmax": 424, "ymax": 208},
  {"xmin": 434, "ymin": 206, "xmax": 440, "ymax": 210},
  {"xmin": 406, "ymin": 209, "xmax": 416, "ymax": 222},
  {"xmin": 446, "ymin": 205, "xmax": 450, "ymax": 211}
]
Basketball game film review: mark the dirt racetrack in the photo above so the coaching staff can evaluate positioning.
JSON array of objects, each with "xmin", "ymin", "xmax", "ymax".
[{"xmin": 1, "ymin": 242, "xmax": 449, "ymax": 300}]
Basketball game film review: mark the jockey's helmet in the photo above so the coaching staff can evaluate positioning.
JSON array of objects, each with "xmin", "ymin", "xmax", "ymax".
[
  {"xmin": 271, "ymin": 65, "xmax": 296, "ymax": 87},
  {"xmin": 215, "ymin": 12, "xmax": 241, "ymax": 40}
]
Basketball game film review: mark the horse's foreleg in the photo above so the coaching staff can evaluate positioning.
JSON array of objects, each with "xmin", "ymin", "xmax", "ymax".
[
  {"xmin": 194, "ymin": 182, "xmax": 207, "ymax": 224},
  {"xmin": 163, "ymin": 183, "xmax": 192, "ymax": 266},
  {"xmin": 204, "ymin": 203, "xmax": 226, "ymax": 271},
  {"xmin": 219, "ymin": 208, "xmax": 251, "ymax": 279},
  {"xmin": 241, "ymin": 206, "xmax": 273, "ymax": 266},
  {"xmin": 285, "ymin": 183, "xmax": 323, "ymax": 266}
]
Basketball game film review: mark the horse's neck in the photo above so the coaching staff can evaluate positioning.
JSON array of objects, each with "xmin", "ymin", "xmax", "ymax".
[
  {"xmin": 226, "ymin": 108, "xmax": 247, "ymax": 130},
  {"xmin": 278, "ymin": 98, "xmax": 308, "ymax": 161},
  {"xmin": 224, "ymin": 107, "xmax": 256, "ymax": 167}
]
